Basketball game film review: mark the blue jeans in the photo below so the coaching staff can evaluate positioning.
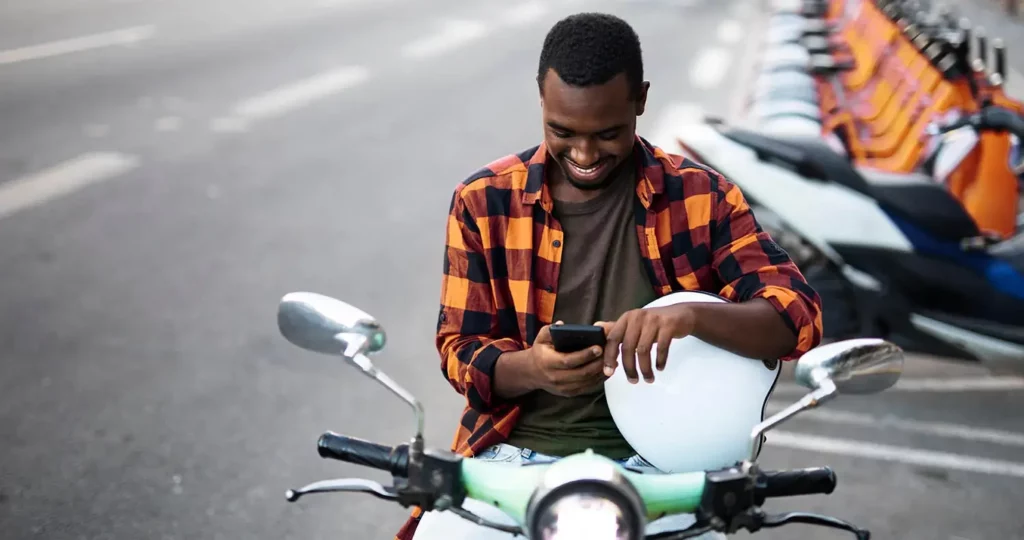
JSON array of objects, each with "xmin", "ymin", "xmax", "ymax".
[
  {"xmin": 475, "ymin": 442, "xmax": 657, "ymax": 468},
  {"xmin": 413, "ymin": 442, "xmax": 726, "ymax": 540}
]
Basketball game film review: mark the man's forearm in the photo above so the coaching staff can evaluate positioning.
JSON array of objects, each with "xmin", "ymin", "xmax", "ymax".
[
  {"xmin": 689, "ymin": 298, "xmax": 797, "ymax": 360},
  {"xmin": 493, "ymin": 349, "xmax": 539, "ymax": 399}
]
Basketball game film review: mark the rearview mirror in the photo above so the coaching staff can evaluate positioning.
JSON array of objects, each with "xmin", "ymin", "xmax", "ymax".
[
  {"xmin": 794, "ymin": 338, "xmax": 904, "ymax": 395},
  {"xmin": 277, "ymin": 292, "xmax": 424, "ymax": 445},
  {"xmin": 749, "ymin": 338, "xmax": 904, "ymax": 461},
  {"xmin": 277, "ymin": 291, "xmax": 387, "ymax": 358}
]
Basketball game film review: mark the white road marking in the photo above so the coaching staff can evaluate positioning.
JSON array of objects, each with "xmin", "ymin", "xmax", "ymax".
[
  {"xmin": 647, "ymin": 102, "xmax": 705, "ymax": 154},
  {"xmin": 230, "ymin": 65, "xmax": 370, "ymax": 123},
  {"xmin": 504, "ymin": 1, "xmax": 548, "ymax": 27},
  {"xmin": 155, "ymin": 116, "xmax": 182, "ymax": 132},
  {"xmin": 717, "ymin": 19, "xmax": 743, "ymax": 44},
  {"xmin": 690, "ymin": 47, "xmax": 732, "ymax": 90},
  {"xmin": 0, "ymin": 25, "xmax": 155, "ymax": 66},
  {"xmin": 0, "ymin": 153, "xmax": 140, "ymax": 220},
  {"xmin": 767, "ymin": 431, "xmax": 1024, "ymax": 478},
  {"xmin": 401, "ymin": 19, "xmax": 488, "ymax": 59},
  {"xmin": 209, "ymin": 117, "xmax": 248, "ymax": 133},
  {"xmin": 772, "ymin": 375, "xmax": 1024, "ymax": 395},
  {"xmin": 764, "ymin": 404, "xmax": 1024, "ymax": 447}
]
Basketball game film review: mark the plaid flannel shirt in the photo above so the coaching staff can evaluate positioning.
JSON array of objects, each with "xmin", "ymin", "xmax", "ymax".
[{"xmin": 395, "ymin": 136, "xmax": 823, "ymax": 539}]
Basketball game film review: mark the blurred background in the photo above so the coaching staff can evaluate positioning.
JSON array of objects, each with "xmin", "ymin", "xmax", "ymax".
[{"xmin": 1, "ymin": 0, "xmax": 1022, "ymax": 539}]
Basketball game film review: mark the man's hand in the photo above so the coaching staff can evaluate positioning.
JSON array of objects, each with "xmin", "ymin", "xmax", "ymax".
[
  {"xmin": 597, "ymin": 305, "xmax": 696, "ymax": 384},
  {"xmin": 528, "ymin": 322, "xmax": 608, "ymax": 397}
]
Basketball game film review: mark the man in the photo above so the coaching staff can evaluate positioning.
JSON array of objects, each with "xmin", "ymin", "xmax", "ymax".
[{"xmin": 398, "ymin": 12, "xmax": 823, "ymax": 540}]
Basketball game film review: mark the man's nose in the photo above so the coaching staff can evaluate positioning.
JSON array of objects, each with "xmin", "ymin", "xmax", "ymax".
[{"xmin": 570, "ymin": 140, "xmax": 600, "ymax": 167}]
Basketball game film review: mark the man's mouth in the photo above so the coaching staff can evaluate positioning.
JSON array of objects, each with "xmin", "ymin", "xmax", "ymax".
[{"xmin": 564, "ymin": 158, "xmax": 611, "ymax": 182}]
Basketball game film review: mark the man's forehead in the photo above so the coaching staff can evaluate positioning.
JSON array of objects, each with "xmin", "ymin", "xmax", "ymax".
[
  {"xmin": 541, "ymin": 69, "xmax": 632, "ymax": 103},
  {"xmin": 541, "ymin": 70, "xmax": 633, "ymax": 124}
]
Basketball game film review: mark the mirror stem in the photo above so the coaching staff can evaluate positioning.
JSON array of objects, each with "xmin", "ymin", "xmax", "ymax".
[
  {"xmin": 748, "ymin": 380, "xmax": 837, "ymax": 462},
  {"xmin": 373, "ymin": 368, "xmax": 427, "ymax": 444}
]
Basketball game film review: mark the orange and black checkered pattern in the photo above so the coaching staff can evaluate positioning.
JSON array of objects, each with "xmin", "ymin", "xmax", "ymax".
[{"xmin": 394, "ymin": 136, "xmax": 823, "ymax": 540}]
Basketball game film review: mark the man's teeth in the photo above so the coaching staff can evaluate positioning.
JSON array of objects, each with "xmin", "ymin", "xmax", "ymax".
[{"xmin": 570, "ymin": 162, "xmax": 600, "ymax": 173}]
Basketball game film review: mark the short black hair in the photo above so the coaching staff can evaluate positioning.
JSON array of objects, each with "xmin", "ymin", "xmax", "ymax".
[{"xmin": 537, "ymin": 12, "xmax": 644, "ymax": 99}]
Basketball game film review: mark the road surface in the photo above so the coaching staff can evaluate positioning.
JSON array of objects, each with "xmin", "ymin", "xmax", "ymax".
[{"xmin": 1, "ymin": 0, "xmax": 1022, "ymax": 539}]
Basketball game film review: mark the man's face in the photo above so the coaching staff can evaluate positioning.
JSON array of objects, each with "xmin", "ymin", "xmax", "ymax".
[{"xmin": 540, "ymin": 69, "xmax": 649, "ymax": 190}]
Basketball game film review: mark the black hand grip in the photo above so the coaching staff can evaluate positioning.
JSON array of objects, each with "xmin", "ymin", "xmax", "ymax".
[
  {"xmin": 761, "ymin": 467, "xmax": 837, "ymax": 498},
  {"xmin": 317, "ymin": 432, "xmax": 409, "ymax": 476}
]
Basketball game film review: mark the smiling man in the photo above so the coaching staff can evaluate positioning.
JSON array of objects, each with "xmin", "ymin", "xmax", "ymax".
[{"xmin": 399, "ymin": 12, "xmax": 822, "ymax": 540}]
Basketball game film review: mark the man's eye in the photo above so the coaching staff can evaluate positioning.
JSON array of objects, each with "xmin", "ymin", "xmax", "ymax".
[
  {"xmin": 552, "ymin": 130, "xmax": 572, "ymax": 138},
  {"xmin": 598, "ymin": 131, "xmax": 620, "ymax": 140}
]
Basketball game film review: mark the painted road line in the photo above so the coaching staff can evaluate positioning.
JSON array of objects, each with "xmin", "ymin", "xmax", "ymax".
[
  {"xmin": 230, "ymin": 66, "xmax": 370, "ymax": 124},
  {"xmin": 504, "ymin": 1, "xmax": 548, "ymax": 27},
  {"xmin": 768, "ymin": 431, "xmax": 1024, "ymax": 478},
  {"xmin": 0, "ymin": 26, "xmax": 156, "ymax": 66},
  {"xmin": 401, "ymin": 19, "xmax": 488, "ymax": 59},
  {"xmin": 690, "ymin": 47, "xmax": 732, "ymax": 90},
  {"xmin": 647, "ymin": 102, "xmax": 705, "ymax": 154},
  {"xmin": 764, "ymin": 404, "xmax": 1024, "ymax": 447},
  {"xmin": 771, "ymin": 375, "xmax": 1024, "ymax": 395},
  {"xmin": 0, "ymin": 153, "xmax": 140, "ymax": 220}
]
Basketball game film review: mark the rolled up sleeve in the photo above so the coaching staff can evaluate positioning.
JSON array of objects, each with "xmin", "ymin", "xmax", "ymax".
[
  {"xmin": 709, "ymin": 177, "xmax": 823, "ymax": 359},
  {"xmin": 436, "ymin": 187, "xmax": 525, "ymax": 411}
]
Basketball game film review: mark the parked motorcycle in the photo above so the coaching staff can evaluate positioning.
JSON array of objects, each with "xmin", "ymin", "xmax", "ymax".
[
  {"xmin": 699, "ymin": 0, "xmax": 1024, "ymax": 368},
  {"xmin": 277, "ymin": 291, "xmax": 906, "ymax": 539}
]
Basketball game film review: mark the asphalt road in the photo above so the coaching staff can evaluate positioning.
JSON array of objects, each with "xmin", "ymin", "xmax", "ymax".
[{"xmin": 1, "ymin": 0, "xmax": 1023, "ymax": 539}]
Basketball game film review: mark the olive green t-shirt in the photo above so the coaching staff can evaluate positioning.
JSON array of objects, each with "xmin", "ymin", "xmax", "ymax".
[{"xmin": 504, "ymin": 160, "xmax": 658, "ymax": 459}]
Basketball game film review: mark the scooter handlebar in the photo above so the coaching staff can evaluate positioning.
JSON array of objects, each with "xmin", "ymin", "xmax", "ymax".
[
  {"xmin": 317, "ymin": 432, "xmax": 409, "ymax": 476},
  {"xmin": 760, "ymin": 467, "xmax": 837, "ymax": 499}
]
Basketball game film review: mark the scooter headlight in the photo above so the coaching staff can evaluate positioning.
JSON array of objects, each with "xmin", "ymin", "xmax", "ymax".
[
  {"xmin": 530, "ymin": 485, "xmax": 640, "ymax": 540},
  {"xmin": 525, "ymin": 452, "xmax": 646, "ymax": 540}
]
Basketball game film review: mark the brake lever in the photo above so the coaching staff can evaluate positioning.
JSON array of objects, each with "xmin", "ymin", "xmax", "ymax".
[
  {"xmin": 285, "ymin": 478, "xmax": 398, "ymax": 503},
  {"xmin": 763, "ymin": 511, "xmax": 871, "ymax": 540},
  {"xmin": 646, "ymin": 522, "xmax": 715, "ymax": 539},
  {"xmin": 448, "ymin": 507, "xmax": 524, "ymax": 536}
]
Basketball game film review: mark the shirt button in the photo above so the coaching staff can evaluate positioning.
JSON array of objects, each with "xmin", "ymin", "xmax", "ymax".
[
  {"xmin": 552, "ymin": 240, "xmax": 561, "ymax": 248},
  {"xmin": 545, "ymin": 285, "xmax": 554, "ymax": 293}
]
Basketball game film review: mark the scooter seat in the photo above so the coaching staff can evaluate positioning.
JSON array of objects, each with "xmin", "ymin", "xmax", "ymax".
[{"xmin": 718, "ymin": 126, "xmax": 983, "ymax": 243}]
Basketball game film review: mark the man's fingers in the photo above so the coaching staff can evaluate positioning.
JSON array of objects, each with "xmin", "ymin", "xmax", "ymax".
[
  {"xmin": 636, "ymin": 323, "xmax": 659, "ymax": 383},
  {"xmin": 535, "ymin": 324, "xmax": 553, "ymax": 344},
  {"xmin": 619, "ymin": 315, "xmax": 643, "ymax": 384},
  {"xmin": 656, "ymin": 327, "xmax": 673, "ymax": 371},
  {"xmin": 602, "ymin": 320, "xmax": 626, "ymax": 375},
  {"xmin": 557, "ymin": 346, "xmax": 603, "ymax": 370}
]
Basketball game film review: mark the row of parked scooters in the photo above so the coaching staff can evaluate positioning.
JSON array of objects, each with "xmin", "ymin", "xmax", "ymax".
[{"xmin": 672, "ymin": 0, "xmax": 1024, "ymax": 369}]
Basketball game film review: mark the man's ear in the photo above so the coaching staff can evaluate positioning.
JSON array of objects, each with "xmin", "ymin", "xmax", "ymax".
[{"xmin": 635, "ymin": 81, "xmax": 651, "ymax": 116}]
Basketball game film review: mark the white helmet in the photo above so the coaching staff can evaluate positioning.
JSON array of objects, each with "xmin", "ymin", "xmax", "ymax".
[{"xmin": 604, "ymin": 291, "xmax": 781, "ymax": 473}]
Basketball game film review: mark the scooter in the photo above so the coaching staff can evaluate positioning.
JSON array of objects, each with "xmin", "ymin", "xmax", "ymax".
[
  {"xmin": 277, "ymin": 290, "xmax": 907, "ymax": 539},
  {"xmin": 667, "ymin": 114, "xmax": 1024, "ymax": 368},
  {"xmin": 663, "ymin": 0, "xmax": 1024, "ymax": 368}
]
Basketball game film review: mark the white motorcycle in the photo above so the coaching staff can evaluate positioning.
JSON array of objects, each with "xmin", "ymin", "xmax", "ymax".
[
  {"xmin": 277, "ymin": 291, "xmax": 906, "ymax": 539},
  {"xmin": 663, "ymin": 0, "xmax": 1024, "ymax": 369}
]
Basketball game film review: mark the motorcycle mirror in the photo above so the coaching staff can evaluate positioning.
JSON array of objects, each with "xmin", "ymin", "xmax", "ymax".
[
  {"xmin": 794, "ymin": 338, "xmax": 905, "ymax": 395},
  {"xmin": 747, "ymin": 339, "xmax": 904, "ymax": 461},
  {"xmin": 277, "ymin": 292, "xmax": 426, "ymax": 447},
  {"xmin": 278, "ymin": 291, "xmax": 387, "ymax": 358}
]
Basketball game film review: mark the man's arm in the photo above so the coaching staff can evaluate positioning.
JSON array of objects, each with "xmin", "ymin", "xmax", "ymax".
[
  {"xmin": 697, "ymin": 173, "xmax": 823, "ymax": 360},
  {"xmin": 437, "ymin": 186, "xmax": 524, "ymax": 412}
]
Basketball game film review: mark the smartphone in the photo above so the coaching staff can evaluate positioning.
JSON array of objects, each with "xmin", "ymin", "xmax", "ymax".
[{"xmin": 549, "ymin": 324, "xmax": 607, "ymax": 353}]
